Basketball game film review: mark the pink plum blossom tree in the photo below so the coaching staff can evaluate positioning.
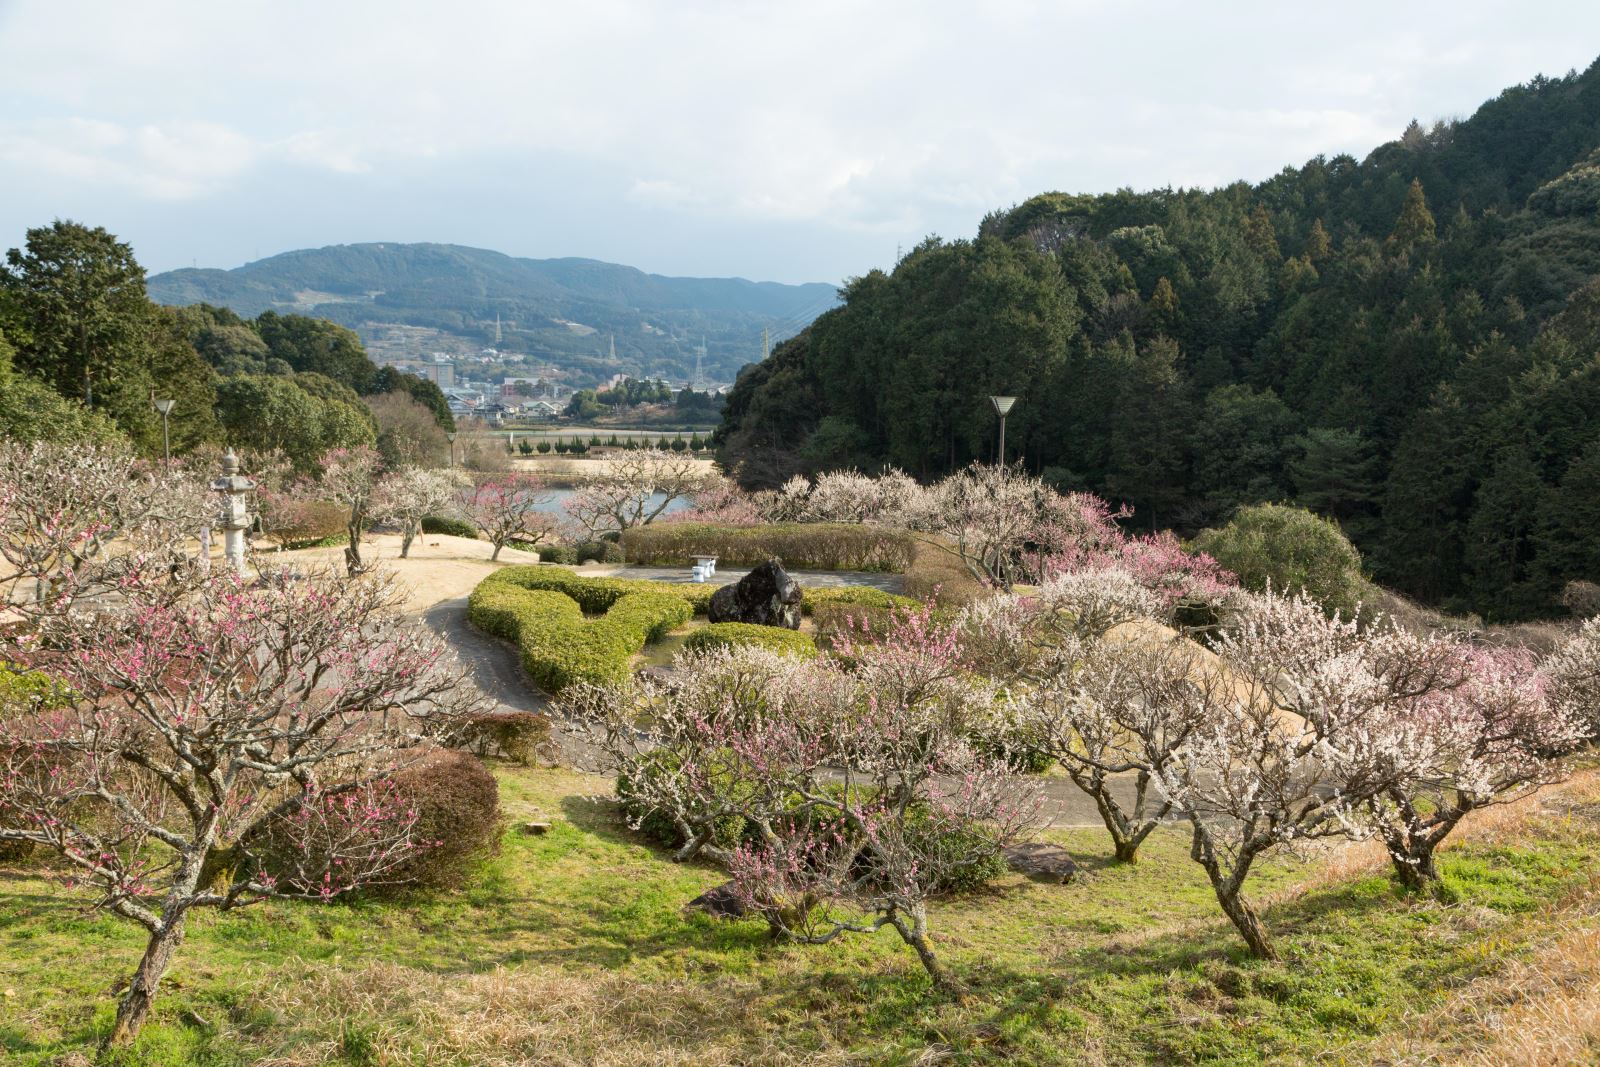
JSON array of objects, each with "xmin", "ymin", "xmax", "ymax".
[
  {"xmin": 464, "ymin": 473, "xmax": 559, "ymax": 560},
  {"xmin": 0, "ymin": 566, "xmax": 485, "ymax": 1046},
  {"xmin": 1359, "ymin": 642, "xmax": 1586, "ymax": 889}
]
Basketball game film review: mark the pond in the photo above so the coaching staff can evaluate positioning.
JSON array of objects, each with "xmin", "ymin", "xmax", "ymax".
[{"xmin": 530, "ymin": 488, "xmax": 693, "ymax": 518}]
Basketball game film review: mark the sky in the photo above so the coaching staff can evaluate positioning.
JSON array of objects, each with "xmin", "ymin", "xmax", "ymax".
[{"xmin": 3, "ymin": 2, "xmax": 1600, "ymax": 286}]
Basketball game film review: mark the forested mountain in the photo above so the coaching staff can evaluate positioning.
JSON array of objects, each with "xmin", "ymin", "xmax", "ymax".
[
  {"xmin": 717, "ymin": 60, "xmax": 1600, "ymax": 622},
  {"xmin": 148, "ymin": 243, "xmax": 838, "ymax": 383},
  {"xmin": 1, "ymin": 221, "xmax": 455, "ymax": 470}
]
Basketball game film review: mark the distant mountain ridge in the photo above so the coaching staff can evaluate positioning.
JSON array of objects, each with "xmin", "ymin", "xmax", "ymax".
[{"xmin": 147, "ymin": 242, "xmax": 838, "ymax": 383}]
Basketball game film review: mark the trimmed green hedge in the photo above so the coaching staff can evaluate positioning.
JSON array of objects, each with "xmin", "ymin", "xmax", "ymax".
[
  {"xmin": 468, "ymin": 567, "xmax": 697, "ymax": 692},
  {"xmin": 467, "ymin": 567, "xmax": 917, "ymax": 694},
  {"xmin": 683, "ymin": 623, "xmax": 817, "ymax": 658},
  {"xmin": 800, "ymin": 586, "xmax": 917, "ymax": 616},
  {"xmin": 620, "ymin": 523, "xmax": 916, "ymax": 573}
]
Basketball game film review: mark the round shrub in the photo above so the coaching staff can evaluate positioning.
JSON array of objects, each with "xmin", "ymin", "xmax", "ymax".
[
  {"xmin": 1193, "ymin": 504, "xmax": 1368, "ymax": 617},
  {"xmin": 421, "ymin": 514, "xmax": 479, "ymax": 539},
  {"xmin": 576, "ymin": 540, "xmax": 625, "ymax": 565},
  {"xmin": 539, "ymin": 544, "xmax": 579, "ymax": 566},
  {"xmin": 386, "ymin": 749, "xmax": 503, "ymax": 890},
  {"xmin": 244, "ymin": 750, "xmax": 502, "ymax": 895},
  {"xmin": 0, "ymin": 663, "xmax": 71, "ymax": 863},
  {"xmin": 616, "ymin": 749, "xmax": 751, "ymax": 852}
]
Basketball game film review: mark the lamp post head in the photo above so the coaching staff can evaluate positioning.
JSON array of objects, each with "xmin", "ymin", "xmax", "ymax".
[
  {"xmin": 990, "ymin": 395, "xmax": 1017, "ymax": 416},
  {"xmin": 153, "ymin": 399, "xmax": 175, "ymax": 416}
]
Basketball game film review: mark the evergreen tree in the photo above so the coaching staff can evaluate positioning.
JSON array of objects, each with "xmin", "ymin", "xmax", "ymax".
[
  {"xmin": 1304, "ymin": 218, "xmax": 1332, "ymax": 261},
  {"xmin": 1387, "ymin": 178, "xmax": 1437, "ymax": 251}
]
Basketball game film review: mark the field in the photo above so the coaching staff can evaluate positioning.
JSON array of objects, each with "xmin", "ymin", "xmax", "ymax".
[{"xmin": 4, "ymin": 762, "xmax": 1600, "ymax": 1065}]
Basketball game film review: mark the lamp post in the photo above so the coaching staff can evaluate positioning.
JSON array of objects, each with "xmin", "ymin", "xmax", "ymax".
[
  {"xmin": 446, "ymin": 431, "xmax": 458, "ymax": 467},
  {"xmin": 989, "ymin": 395, "xmax": 1017, "ymax": 465},
  {"xmin": 153, "ymin": 398, "xmax": 175, "ymax": 464}
]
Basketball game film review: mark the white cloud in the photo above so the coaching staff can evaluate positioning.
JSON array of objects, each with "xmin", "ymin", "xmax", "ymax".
[{"xmin": 3, "ymin": 0, "xmax": 1600, "ymax": 278}]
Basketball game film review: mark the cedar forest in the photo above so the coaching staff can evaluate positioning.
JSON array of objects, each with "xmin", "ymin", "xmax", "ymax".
[{"xmin": 716, "ymin": 60, "xmax": 1600, "ymax": 622}]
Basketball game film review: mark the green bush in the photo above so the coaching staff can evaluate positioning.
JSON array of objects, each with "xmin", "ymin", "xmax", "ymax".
[
  {"xmin": 616, "ymin": 749, "xmax": 753, "ymax": 853},
  {"xmin": 421, "ymin": 514, "xmax": 479, "ymax": 539},
  {"xmin": 576, "ymin": 540, "xmax": 625, "ymax": 564},
  {"xmin": 902, "ymin": 540, "xmax": 987, "ymax": 608},
  {"xmin": 800, "ymin": 585, "xmax": 918, "ymax": 616},
  {"xmin": 683, "ymin": 623, "xmax": 817, "ymax": 658},
  {"xmin": 467, "ymin": 567, "xmax": 703, "ymax": 692},
  {"xmin": 1193, "ymin": 504, "xmax": 1368, "ymax": 617},
  {"xmin": 455, "ymin": 710, "xmax": 553, "ymax": 765},
  {"xmin": 620, "ymin": 523, "xmax": 917, "ymax": 573},
  {"xmin": 539, "ymin": 545, "xmax": 579, "ymax": 565}
]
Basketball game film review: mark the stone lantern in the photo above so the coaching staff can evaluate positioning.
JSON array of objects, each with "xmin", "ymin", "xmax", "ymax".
[{"xmin": 211, "ymin": 450, "xmax": 256, "ymax": 573}]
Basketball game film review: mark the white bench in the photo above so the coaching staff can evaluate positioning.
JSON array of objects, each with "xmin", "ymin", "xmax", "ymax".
[{"xmin": 690, "ymin": 555, "xmax": 718, "ymax": 582}]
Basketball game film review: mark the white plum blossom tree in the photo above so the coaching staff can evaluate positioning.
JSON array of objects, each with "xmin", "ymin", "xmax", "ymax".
[
  {"xmin": 373, "ymin": 466, "xmax": 463, "ymax": 558},
  {"xmin": 564, "ymin": 448, "xmax": 709, "ymax": 538},
  {"xmin": 561, "ymin": 607, "xmax": 1041, "ymax": 993}
]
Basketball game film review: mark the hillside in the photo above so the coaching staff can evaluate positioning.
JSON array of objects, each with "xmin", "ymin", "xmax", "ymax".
[
  {"xmin": 717, "ymin": 58, "xmax": 1600, "ymax": 622},
  {"xmin": 148, "ymin": 243, "xmax": 838, "ymax": 384}
]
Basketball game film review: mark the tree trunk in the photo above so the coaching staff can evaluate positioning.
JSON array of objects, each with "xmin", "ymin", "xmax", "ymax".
[
  {"xmin": 1386, "ymin": 834, "xmax": 1440, "ymax": 891},
  {"xmin": 892, "ymin": 904, "xmax": 967, "ymax": 997},
  {"xmin": 400, "ymin": 523, "xmax": 416, "ymax": 559},
  {"xmin": 1113, "ymin": 837, "xmax": 1141, "ymax": 864},
  {"xmin": 1215, "ymin": 886, "xmax": 1276, "ymax": 960},
  {"xmin": 106, "ymin": 915, "xmax": 186, "ymax": 1047},
  {"xmin": 491, "ymin": 541, "xmax": 504, "ymax": 561}
]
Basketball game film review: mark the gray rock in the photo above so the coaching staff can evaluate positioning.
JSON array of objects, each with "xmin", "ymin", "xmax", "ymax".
[
  {"xmin": 708, "ymin": 559, "xmax": 802, "ymax": 630},
  {"xmin": 1003, "ymin": 843, "xmax": 1078, "ymax": 884},
  {"xmin": 686, "ymin": 881, "xmax": 747, "ymax": 918}
]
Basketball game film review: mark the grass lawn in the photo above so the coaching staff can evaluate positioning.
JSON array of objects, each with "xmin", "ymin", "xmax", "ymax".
[{"xmin": 3, "ymin": 766, "xmax": 1600, "ymax": 1065}]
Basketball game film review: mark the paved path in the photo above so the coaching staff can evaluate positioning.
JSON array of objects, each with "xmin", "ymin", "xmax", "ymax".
[{"xmin": 417, "ymin": 585, "xmax": 1156, "ymax": 828}]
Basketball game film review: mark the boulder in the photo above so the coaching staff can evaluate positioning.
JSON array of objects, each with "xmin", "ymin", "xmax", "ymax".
[
  {"xmin": 686, "ymin": 881, "xmax": 747, "ymax": 918},
  {"xmin": 708, "ymin": 559, "xmax": 802, "ymax": 630},
  {"xmin": 1003, "ymin": 843, "xmax": 1078, "ymax": 884}
]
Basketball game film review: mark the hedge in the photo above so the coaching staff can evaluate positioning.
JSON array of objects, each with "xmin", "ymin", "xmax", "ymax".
[
  {"xmin": 467, "ymin": 567, "xmax": 920, "ymax": 694},
  {"xmin": 683, "ymin": 623, "xmax": 817, "ymax": 658},
  {"xmin": 468, "ymin": 567, "xmax": 703, "ymax": 692},
  {"xmin": 620, "ymin": 523, "xmax": 916, "ymax": 573},
  {"xmin": 800, "ymin": 586, "xmax": 918, "ymax": 616}
]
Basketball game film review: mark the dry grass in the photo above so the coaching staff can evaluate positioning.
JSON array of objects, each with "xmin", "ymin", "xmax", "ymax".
[{"xmin": 251, "ymin": 963, "xmax": 856, "ymax": 1067}]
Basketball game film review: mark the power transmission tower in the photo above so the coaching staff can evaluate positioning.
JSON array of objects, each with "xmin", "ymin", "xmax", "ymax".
[
  {"xmin": 494, "ymin": 314, "xmax": 502, "ymax": 345},
  {"xmin": 762, "ymin": 327, "xmax": 770, "ymax": 361}
]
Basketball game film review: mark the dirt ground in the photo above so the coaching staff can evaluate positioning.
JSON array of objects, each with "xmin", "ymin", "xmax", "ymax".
[{"xmin": 272, "ymin": 532, "xmax": 543, "ymax": 613}]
